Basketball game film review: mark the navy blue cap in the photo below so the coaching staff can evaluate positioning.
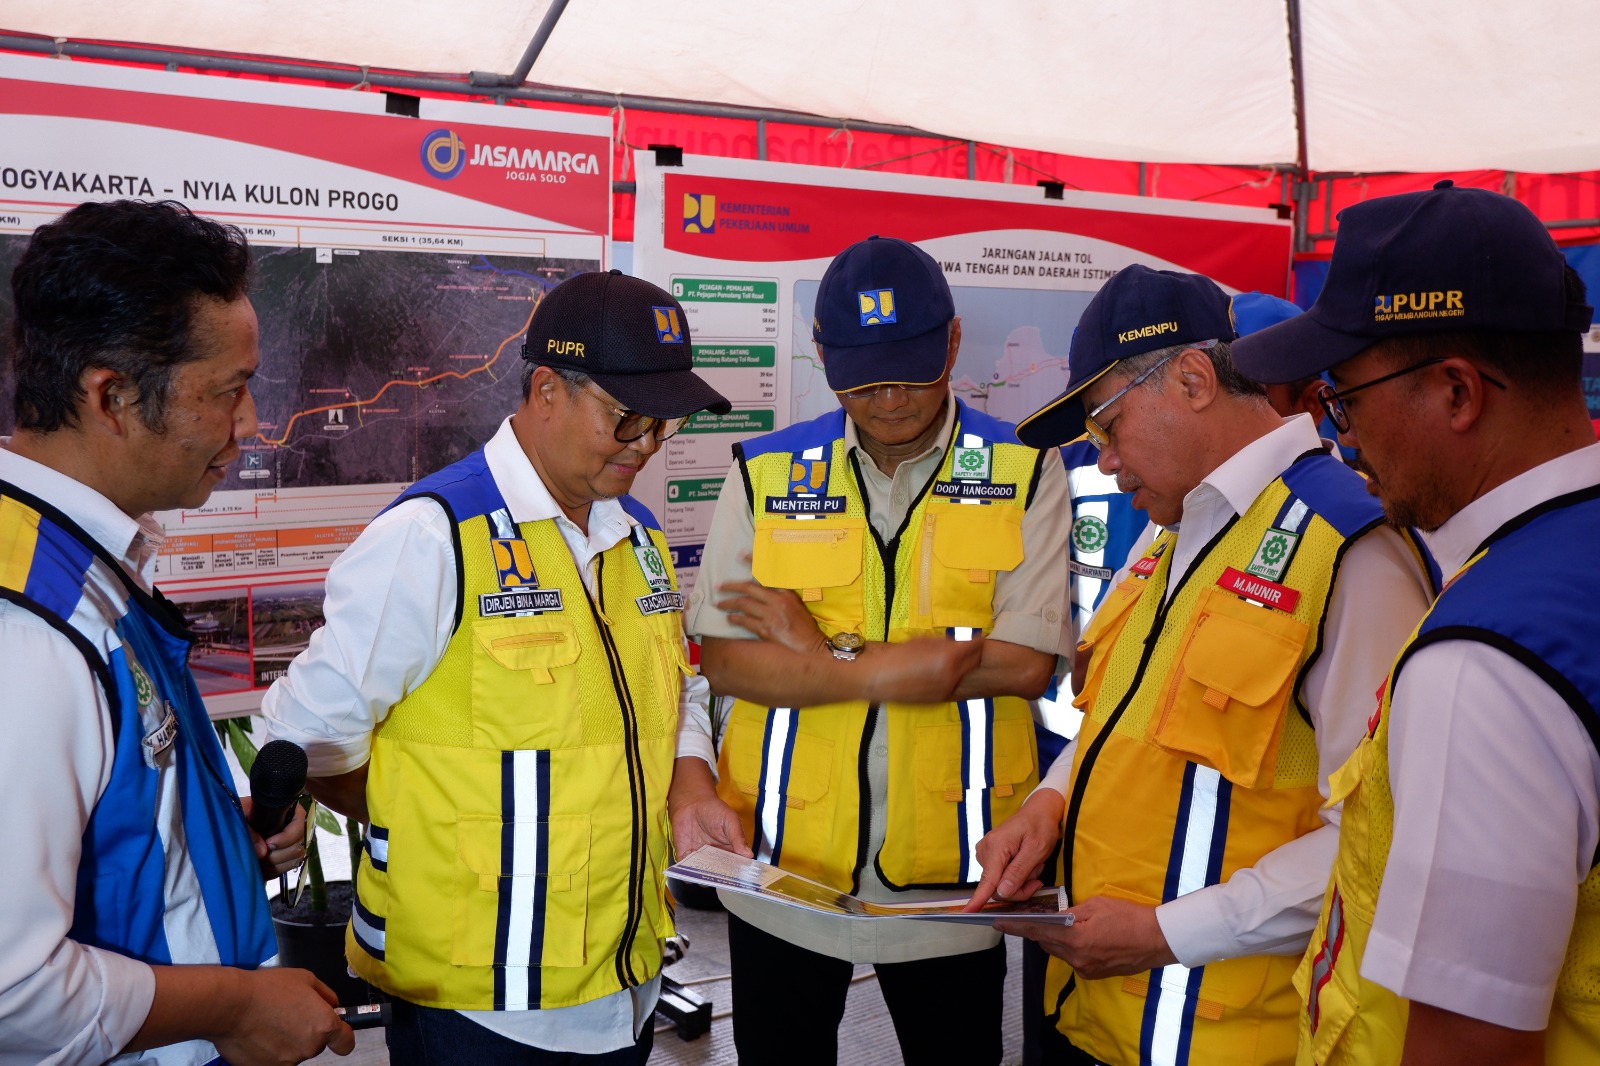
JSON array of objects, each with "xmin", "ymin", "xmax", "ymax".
[
  {"xmin": 522, "ymin": 269, "xmax": 730, "ymax": 417},
  {"xmin": 812, "ymin": 235, "xmax": 955, "ymax": 392},
  {"xmin": 1017, "ymin": 265, "xmax": 1236, "ymax": 448},
  {"xmin": 1234, "ymin": 181, "xmax": 1594, "ymax": 383}
]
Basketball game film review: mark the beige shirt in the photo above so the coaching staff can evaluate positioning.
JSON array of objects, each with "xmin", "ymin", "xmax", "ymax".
[{"xmin": 684, "ymin": 394, "xmax": 1075, "ymax": 962}]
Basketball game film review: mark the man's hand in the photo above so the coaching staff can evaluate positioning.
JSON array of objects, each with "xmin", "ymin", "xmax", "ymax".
[
  {"xmin": 212, "ymin": 968, "xmax": 355, "ymax": 1066},
  {"xmin": 994, "ymin": 896, "xmax": 1177, "ymax": 980},
  {"xmin": 716, "ymin": 580, "xmax": 827, "ymax": 655},
  {"xmin": 962, "ymin": 789, "xmax": 1064, "ymax": 911},
  {"xmin": 865, "ymin": 635, "xmax": 985, "ymax": 705},
  {"xmin": 241, "ymin": 796, "xmax": 308, "ymax": 880},
  {"xmin": 132, "ymin": 965, "xmax": 354, "ymax": 1065},
  {"xmin": 668, "ymin": 756, "xmax": 752, "ymax": 859}
]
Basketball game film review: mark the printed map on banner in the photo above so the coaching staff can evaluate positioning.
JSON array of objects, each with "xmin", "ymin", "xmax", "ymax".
[
  {"xmin": 631, "ymin": 154, "xmax": 1292, "ymax": 594},
  {"xmin": 0, "ymin": 55, "xmax": 611, "ymax": 715}
]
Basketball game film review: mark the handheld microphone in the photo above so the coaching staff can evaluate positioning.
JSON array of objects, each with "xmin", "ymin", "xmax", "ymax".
[{"xmin": 248, "ymin": 739, "xmax": 308, "ymax": 839}]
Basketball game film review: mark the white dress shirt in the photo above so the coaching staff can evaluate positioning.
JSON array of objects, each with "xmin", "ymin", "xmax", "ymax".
[
  {"xmin": 1040, "ymin": 414, "xmax": 1434, "ymax": 966},
  {"xmin": 264, "ymin": 418, "xmax": 710, "ymax": 1052},
  {"xmin": 1364, "ymin": 443, "xmax": 1600, "ymax": 1030},
  {"xmin": 0, "ymin": 443, "xmax": 173, "ymax": 1065}
]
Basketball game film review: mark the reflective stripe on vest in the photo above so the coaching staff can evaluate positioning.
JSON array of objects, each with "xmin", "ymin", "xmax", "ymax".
[{"xmin": 496, "ymin": 747, "xmax": 552, "ymax": 1011}]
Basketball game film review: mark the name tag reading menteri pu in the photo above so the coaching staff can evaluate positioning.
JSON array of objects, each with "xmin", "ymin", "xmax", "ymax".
[
  {"xmin": 1217, "ymin": 567, "xmax": 1300, "ymax": 613},
  {"xmin": 765, "ymin": 496, "xmax": 846, "ymax": 514}
]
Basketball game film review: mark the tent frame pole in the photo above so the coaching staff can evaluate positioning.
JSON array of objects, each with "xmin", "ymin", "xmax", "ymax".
[{"xmin": 471, "ymin": 0, "xmax": 571, "ymax": 88}]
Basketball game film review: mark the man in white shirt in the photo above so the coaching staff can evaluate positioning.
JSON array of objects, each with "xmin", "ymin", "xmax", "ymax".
[
  {"xmin": 0, "ymin": 199, "xmax": 352, "ymax": 1066},
  {"xmin": 264, "ymin": 270, "xmax": 730, "ymax": 1064},
  {"xmin": 1235, "ymin": 180, "xmax": 1600, "ymax": 1066},
  {"xmin": 970, "ymin": 264, "xmax": 1434, "ymax": 1066}
]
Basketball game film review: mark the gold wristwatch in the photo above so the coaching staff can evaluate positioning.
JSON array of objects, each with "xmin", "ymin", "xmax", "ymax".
[{"xmin": 827, "ymin": 632, "xmax": 865, "ymax": 662}]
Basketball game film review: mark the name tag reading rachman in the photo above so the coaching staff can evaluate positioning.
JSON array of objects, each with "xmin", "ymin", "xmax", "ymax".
[{"xmin": 636, "ymin": 591, "xmax": 686, "ymax": 615}]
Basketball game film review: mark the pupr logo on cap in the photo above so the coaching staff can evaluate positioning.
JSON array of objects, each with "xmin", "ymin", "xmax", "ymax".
[
  {"xmin": 1373, "ymin": 290, "xmax": 1464, "ymax": 322},
  {"xmin": 653, "ymin": 307, "xmax": 684, "ymax": 343},
  {"xmin": 547, "ymin": 339, "xmax": 585, "ymax": 359},
  {"xmin": 858, "ymin": 289, "xmax": 896, "ymax": 326},
  {"xmin": 684, "ymin": 193, "xmax": 716, "ymax": 234}
]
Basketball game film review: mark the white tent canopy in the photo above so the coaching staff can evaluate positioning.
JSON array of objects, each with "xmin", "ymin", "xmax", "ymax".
[{"xmin": 5, "ymin": 0, "xmax": 1600, "ymax": 173}]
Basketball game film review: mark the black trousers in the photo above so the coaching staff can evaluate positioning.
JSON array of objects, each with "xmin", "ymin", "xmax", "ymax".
[
  {"xmin": 386, "ymin": 998, "xmax": 654, "ymax": 1065},
  {"xmin": 726, "ymin": 911, "xmax": 1007, "ymax": 1066}
]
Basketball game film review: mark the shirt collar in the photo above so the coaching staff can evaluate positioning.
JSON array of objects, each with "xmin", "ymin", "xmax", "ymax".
[
  {"xmin": 1183, "ymin": 413, "xmax": 1325, "ymax": 520},
  {"xmin": 1423, "ymin": 442, "xmax": 1600, "ymax": 576},
  {"xmin": 843, "ymin": 390, "xmax": 959, "ymax": 468},
  {"xmin": 0, "ymin": 440, "xmax": 156, "ymax": 581},
  {"xmin": 482, "ymin": 417, "xmax": 635, "ymax": 546}
]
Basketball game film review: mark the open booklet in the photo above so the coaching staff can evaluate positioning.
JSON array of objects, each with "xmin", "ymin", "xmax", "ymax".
[{"xmin": 666, "ymin": 846, "xmax": 1076, "ymax": 924}]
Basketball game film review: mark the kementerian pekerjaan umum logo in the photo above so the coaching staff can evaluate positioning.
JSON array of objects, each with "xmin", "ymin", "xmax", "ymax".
[
  {"xmin": 419, "ymin": 128, "xmax": 602, "ymax": 183},
  {"xmin": 420, "ymin": 129, "xmax": 467, "ymax": 180}
]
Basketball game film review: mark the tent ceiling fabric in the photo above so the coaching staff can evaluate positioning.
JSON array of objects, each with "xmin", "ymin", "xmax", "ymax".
[{"xmin": 8, "ymin": 0, "xmax": 1600, "ymax": 173}]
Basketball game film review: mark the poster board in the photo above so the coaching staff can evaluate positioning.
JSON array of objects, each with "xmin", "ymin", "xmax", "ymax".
[
  {"xmin": 0, "ymin": 54, "xmax": 612, "ymax": 714},
  {"xmin": 628, "ymin": 153, "xmax": 1292, "ymax": 592}
]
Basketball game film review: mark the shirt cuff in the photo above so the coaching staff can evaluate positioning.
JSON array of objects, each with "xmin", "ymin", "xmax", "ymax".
[
  {"xmin": 989, "ymin": 609, "xmax": 1065, "ymax": 660},
  {"xmin": 1155, "ymin": 886, "xmax": 1234, "ymax": 969},
  {"xmin": 93, "ymin": 948, "xmax": 158, "ymax": 1060}
]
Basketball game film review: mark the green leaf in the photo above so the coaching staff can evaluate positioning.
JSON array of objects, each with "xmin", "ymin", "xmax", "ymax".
[
  {"xmin": 224, "ymin": 717, "xmax": 259, "ymax": 775},
  {"xmin": 314, "ymin": 806, "xmax": 342, "ymax": 835}
]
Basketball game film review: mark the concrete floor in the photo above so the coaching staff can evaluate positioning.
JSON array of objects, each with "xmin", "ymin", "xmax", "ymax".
[{"xmin": 306, "ymin": 904, "xmax": 1026, "ymax": 1066}]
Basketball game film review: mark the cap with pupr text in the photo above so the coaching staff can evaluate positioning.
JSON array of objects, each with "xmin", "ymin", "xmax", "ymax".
[
  {"xmin": 522, "ymin": 269, "xmax": 730, "ymax": 417},
  {"xmin": 1233, "ymin": 180, "xmax": 1594, "ymax": 383}
]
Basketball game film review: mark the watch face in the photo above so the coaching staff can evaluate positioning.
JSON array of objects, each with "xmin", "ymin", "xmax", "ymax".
[{"xmin": 830, "ymin": 632, "xmax": 865, "ymax": 652}]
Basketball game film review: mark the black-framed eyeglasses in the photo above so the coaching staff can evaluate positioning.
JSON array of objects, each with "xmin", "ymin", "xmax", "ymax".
[
  {"xmin": 1317, "ymin": 358, "xmax": 1508, "ymax": 433},
  {"xmin": 582, "ymin": 384, "xmax": 692, "ymax": 443}
]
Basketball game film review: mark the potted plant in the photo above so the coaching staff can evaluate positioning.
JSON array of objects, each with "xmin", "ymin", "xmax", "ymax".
[{"xmin": 217, "ymin": 716, "xmax": 380, "ymax": 1007}]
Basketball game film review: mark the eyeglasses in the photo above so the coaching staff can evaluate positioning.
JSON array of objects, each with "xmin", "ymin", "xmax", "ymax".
[
  {"xmin": 1317, "ymin": 358, "xmax": 1508, "ymax": 433},
  {"xmin": 1083, "ymin": 348, "xmax": 1189, "ymax": 449},
  {"xmin": 837, "ymin": 381, "xmax": 940, "ymax": 400},
  {"xmin": 582, "ymin": 384, "xmax": 692, "ymax": 443}
]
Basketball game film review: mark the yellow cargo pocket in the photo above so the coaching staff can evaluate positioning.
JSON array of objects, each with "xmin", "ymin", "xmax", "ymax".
[
  {"xmin": 638, "ymin": 614, "xmax": 688, "ymax": 742},
  {"xmin": 906, "ymin": 717, "xmax": 1036, "ymax": 883},
  {"xmin": 472, "ymin": 616, "xmax": 582, "ymax": 749},
  {"xmin": 752, "ymin": 517, "xmax": 865, "ymax": 632},
  {"xmin": 1071, "ymin": 575, "xmax": 1148, "ymax": 713},
  {"xmin": 454, "ymin": 813, "xmax": 590, "ymax": 969},
  {"xmin": 924, "ymin": 501, "xmax": 1024, "ymax": 629},
  {"xmin": 1149, "ymin": 586, "xmax": 1308, "ymax": 789}
]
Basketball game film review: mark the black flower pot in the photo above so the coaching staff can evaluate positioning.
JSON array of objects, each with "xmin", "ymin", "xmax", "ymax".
[{"xmin": 270, "ymin": 880, "xmax": 382, "ymax": 1008}]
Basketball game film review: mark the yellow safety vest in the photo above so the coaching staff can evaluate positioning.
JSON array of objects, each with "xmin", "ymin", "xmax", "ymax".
[
  {"xmin": 1297, "ymin": 489, "xmax": 1600, "ymax": 1065},
  {"xmin": 717, "ymin": 402, "xmax": 1042, "ymax": 891},
  {"xmin": 1049, "ymin": 456, "xmax": 1388, "ymax": 1066},
  {"xmin": 346, "ymin": 455, "xmax": 684, "ymax": 1010}
]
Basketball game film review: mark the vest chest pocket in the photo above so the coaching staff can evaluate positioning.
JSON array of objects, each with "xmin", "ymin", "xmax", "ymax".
[
  {"xmin": 925, "ymin": 502, "xmax": 1024, "ymax": 629},
  {"xmin": 472, "ymin": 616, "xmax": 583, "ymax": 750},
  {"xmin": 453, "ymin": 812, "xmax": 590, "ymax": 970},
  {"xmin": 752, "ymin": 517, "xmax": 866, "ymax": 633},
  {"xmin": 1072, "ymin": 574, "xmax": 1148, "ymax": 715},
  {"xmin": 1149, "ymin": 586, "xmax": 1308, "ymax": 790}
]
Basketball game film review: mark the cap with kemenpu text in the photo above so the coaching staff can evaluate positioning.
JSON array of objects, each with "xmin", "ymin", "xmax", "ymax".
[
  {"xmin": 1016, "ymin": 264, "xmax": 1235, "ymax": 448},
  {"xmin": 521, "ymin": 269, "xmax": 730, "ymax": 417}
]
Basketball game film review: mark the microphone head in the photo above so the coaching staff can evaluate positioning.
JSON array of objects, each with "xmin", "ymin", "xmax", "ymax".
[{"xmin": 249, "ymin": 739, "xmax": 308, "ymax": 810}]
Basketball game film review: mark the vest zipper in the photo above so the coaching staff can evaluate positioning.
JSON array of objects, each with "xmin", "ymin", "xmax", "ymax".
[
  {"xmin": 580, "ymin": 553, "xmax": 649, "ymax": 988},
  {"xmin": 1059, "ymin": 517, "xmax": 1239, "ymax": 904}
]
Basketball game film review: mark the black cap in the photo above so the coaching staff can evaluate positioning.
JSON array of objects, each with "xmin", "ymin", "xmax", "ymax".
[
  {"xmin": 1234, "ymin": 180, "xmax": 1594, "ymax": 383},
  {"xmin": 522, "ymin": 270, "xmax": 730, "ymax": 417},
  {"xmin": 1016, "ymin": 265, "xmax": 1235, "ymax": 448}
]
